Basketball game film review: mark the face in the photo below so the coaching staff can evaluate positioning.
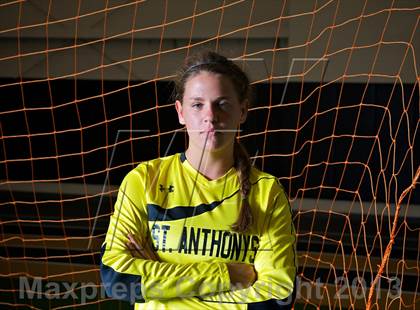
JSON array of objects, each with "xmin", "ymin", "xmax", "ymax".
[{"xmin": 175, "ymin": 71, "xmax": 247, "ymax": 153}]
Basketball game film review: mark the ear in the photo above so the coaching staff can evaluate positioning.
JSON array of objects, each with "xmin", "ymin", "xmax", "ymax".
[
  {"xmin": 175, "ymin": 100, "xmax": 186, "ymax": 125},
  {"xmin": 239, "ymin": 99, "xmax": 248, "ymax": 124}
]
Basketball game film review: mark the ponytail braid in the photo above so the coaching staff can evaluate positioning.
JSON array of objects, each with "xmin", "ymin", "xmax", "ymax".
[{"xmin": 231, "ymin": 139, "xmax": 253, "ymax": 233}]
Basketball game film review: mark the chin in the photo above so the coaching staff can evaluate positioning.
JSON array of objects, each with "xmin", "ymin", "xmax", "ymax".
[
  {"xmin": 190, "ymin": 133, "xmax": 233, "ymax": 153},
  {"xmin": 203, "ymin": 140, "xmax": 231, "ymax": 153}
]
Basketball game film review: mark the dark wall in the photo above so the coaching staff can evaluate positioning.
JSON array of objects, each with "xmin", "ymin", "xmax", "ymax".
[{"xmin": 1, "ymin": 78, "xmax": 418, "ymax": 204}]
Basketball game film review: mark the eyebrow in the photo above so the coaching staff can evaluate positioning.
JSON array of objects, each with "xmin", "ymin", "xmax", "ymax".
[
  {"xmin": 188, "ymin": 96, "xmax": 205, "ymax": 101},
  {"xmin": 187, "ymin": 96, "xmax": 231, "ymax": 101}
]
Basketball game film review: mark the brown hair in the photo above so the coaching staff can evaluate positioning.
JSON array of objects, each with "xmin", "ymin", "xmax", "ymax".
[{"xmin": 175, "ymin": 51, "xmax": 253, "ymax": 232}]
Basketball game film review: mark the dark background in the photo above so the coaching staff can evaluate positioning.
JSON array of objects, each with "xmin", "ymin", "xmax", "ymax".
[
  {"xmin": 1, "ymin": 78, "xmax": 418, "ymax": 204},
  {"xmin": 1, "ymin": 78, "xmax": 419, "ymax": 307}
]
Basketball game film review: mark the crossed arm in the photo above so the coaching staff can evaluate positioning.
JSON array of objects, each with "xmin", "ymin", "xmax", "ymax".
[
  {"xmin": 125, "ymin": 232, "xmax": 257, "ymax": 289},
  {"xmin": 100, "ymin": 169, "xmax": 296, "ymax": 304}
]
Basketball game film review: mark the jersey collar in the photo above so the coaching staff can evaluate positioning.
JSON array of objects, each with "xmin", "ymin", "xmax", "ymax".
[{"xmin": 178, "ymin": 152, "xmax": 238, "ymax": 187}]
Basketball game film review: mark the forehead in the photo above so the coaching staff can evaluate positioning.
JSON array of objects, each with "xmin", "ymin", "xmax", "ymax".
[{"xmin": 183, "ymin": 71, "xmax": 237, "ymax": 99}]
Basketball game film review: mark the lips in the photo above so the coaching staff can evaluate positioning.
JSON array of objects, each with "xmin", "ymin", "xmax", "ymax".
[{"xmin": 201, "ymin": 128, "xmax": 219, "ymax": 134}]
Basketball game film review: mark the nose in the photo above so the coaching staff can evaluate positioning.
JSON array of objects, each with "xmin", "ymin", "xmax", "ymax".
[{"xmin": 203, "ymin": 104, "xmax": 219, "ymax": 123}]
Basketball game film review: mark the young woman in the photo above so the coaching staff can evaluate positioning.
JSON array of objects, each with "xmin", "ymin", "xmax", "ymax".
[{"xmin": 100, "ymin": 51, "xmax": 297, "ymax": 309}]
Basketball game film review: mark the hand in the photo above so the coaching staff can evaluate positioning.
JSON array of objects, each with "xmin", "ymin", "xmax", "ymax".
[
  {"xmin": 226, "ymin": 263, "xmax": 257, "ymax": 289},
  {"xmin": 126, "ymin": 232, "xmax": 160, "ymax": 261}
]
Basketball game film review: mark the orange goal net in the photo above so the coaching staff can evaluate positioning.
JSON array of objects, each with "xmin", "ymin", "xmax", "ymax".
[{"xmin": 0, "ymin": 1, "xmax": 419, "ymax": 309}]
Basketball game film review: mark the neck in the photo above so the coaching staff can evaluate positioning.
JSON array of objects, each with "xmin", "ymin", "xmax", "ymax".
[{"xmin": 185, "ymin": 144, "xmax": 234, "ymax": 180}]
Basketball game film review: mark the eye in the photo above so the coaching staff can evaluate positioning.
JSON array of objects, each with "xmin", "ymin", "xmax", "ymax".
[
  {"xmin": 218, "ymin": 100, "xmax": 230, "ymax": 109},
  {"xmin": 191, "ymin": 102, "xmax": 203, "ymax": 109}
]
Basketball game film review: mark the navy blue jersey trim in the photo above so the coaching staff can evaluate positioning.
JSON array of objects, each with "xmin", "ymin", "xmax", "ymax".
[
  {"xmin": 247, "ymin": 292, "xmax": 295, "ymax": 309},
  {"xmin": 147, "ymin": 176, "xmax": 277, "ymax": 221},
  {"xmin": 147, "ymin": 189, "xmax": 239, "ymax": 221},
  {"xmin": 198, "ymin": 294, "xmax": 294, "ymax": 307},
  {"xmin": 251, "ymin": 176, "xmax": 276, "ymax": 185},
  {"xmin": 180, "ymin": 152, "xmax": 186, "ymax": 162},
  {"xmin": 100, "ymin": 244, "xmax": 144, "ymax": 304}
]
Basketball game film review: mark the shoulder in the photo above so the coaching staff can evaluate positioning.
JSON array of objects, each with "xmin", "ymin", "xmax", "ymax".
[
  {"xmin": 133, "ymin": 153, "xmax": 180, "ymax": 174},
  {"xmin": 122, "ymin": 154, "xmax": 181, "ymax": 185},
  {"xmin": 249, "ymin": 166, "xmax": 284, "ymax": 191},
  {"xmin": 248, "ymin": 166, "xmax": 289, "ymax": 208}
]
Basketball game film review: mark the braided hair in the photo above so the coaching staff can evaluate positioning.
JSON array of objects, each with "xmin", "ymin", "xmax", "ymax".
[{"xmin": 174, "ymin": 51, "xmax": 253, "ymax": 233}]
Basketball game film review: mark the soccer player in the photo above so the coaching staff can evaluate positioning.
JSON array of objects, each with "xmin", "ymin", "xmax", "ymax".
[{"xmin": 100, "ymin": 51, "xmax": 297, "ymax": 309}]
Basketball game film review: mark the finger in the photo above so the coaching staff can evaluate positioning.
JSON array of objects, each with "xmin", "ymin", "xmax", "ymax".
[
  {"xmin": 126, "ymin": 242, "xmax": 147, "ymax": 259},
  {"xmin": 128, "ymin": 234, "xmax": 144, "ymax": 252},
  {"xmin": 125, "ymin": 241, "xmax": 135, "ymax": 255},
  {"xmin": 143, "ymin": 244, "xmax": 159, "ymax": 261},
  {"xmin": 130, "ymin": 235, "xmax": 155, "ymax": 260},
  {"xmin": 127, "ymin": 234, "xmax": 159, "ymax": 261},
  {"xmin": 126, "ymin": 239, "xmax": 142, "ymax": 253},
  {"xmin": 125, "ymin": 241, "xmax": 137, "ymax": 253},
  {"xmin": 127, "ymin": 237, "xmax": 152, "ymax": 260},
  {"xmin": 128, "ymin": 233, "xmax": 143, "ymax": 244},
  {"xmin": 140, "ymin": 246, "xmax": 156, "ymax": 260},
  {"xmin": 145, "ymin": 245, "xmax": 160, "ymax": 261}
]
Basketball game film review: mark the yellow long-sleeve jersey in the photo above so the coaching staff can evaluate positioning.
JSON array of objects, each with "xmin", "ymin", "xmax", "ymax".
[{"xmin": 100, "ymin": 153, "xmax": 297, "ymax": 309}]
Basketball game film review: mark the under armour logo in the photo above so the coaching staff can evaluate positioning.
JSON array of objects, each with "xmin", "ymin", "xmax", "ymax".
[{"xmin": 159, "ymin": 184, "xmax": 174, "ymax": 193}]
